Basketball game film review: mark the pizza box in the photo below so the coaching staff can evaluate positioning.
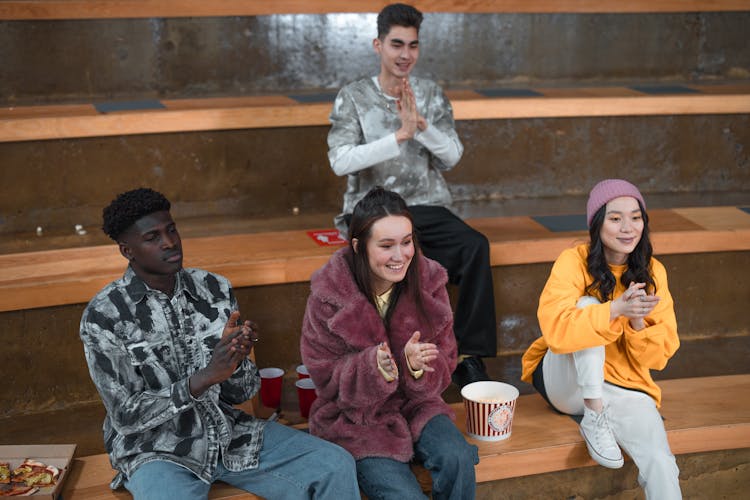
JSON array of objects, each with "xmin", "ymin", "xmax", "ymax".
[{"xmin": 0, "ymin": 444, "xmax": 76, "ymax": 499}]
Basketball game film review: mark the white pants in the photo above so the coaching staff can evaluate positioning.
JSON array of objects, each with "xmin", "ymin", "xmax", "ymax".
[{"xmin": 540, "ymin": 297, "xmax": 682, "ymax": 500}]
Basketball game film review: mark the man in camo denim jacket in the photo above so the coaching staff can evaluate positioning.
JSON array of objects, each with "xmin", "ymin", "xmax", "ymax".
[{"xmin": 80, "ymin": 188, "xmax": 358, "ymax": 500}]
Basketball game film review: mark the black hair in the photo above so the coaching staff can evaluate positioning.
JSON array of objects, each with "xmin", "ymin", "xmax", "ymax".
[
  {"xmin": 102, "ymin": 188, "xmax": 171, "ymax": 241},
  {"xmin": 348, "ymin": 187, "xmax": 427, "ymax": 331},
  {"xmin": 377, "ymin": 3, "xmax": 423, "ymax": 39},
  {"xmin": 585, "ymin": 199, "xmax": 655, "ymax": 301}
]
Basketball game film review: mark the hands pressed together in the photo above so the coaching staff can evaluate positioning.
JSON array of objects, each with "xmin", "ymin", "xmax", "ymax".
[
  {"xmin": 390, "ymin": 78, "xmax": 427, "ymax": 143},
  {"xmin": 610, "ymin": 282, "xmax": 660, "ymax": 330},
  {"xmin": 189, "ymin": 311, "xmax": 258, "ymax": 398}
]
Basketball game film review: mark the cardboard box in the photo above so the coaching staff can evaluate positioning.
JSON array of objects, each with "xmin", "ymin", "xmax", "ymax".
[{"xmin": 0, "ymin": 444, "xmax": 76, "ymax": 499}]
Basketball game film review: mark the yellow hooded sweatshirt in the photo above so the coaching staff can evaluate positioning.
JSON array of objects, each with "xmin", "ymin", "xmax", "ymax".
[{"xmin": 521, "ymin": 244, "xmax": 680, "ymax": 407}]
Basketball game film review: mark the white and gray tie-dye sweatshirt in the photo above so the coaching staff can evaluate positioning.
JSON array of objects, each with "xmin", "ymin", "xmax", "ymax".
[
  {"xmin": 327, "ymin": 76, "xmax": 464, "ymax": 234},
  {"xmin": 79, "ymin": 266, "xmax": 264, "ymax": 488}
]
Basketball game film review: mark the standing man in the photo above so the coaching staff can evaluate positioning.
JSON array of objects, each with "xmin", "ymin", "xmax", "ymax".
[
  {"xmin": 80, "ymin": 188, "xmax": 359, "ymax": 500},
  {"xmin": 328, "ymin": 3, "xmax": 496, "ymax": 387}
]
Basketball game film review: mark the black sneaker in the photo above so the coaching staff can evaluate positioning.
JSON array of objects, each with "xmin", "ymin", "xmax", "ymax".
[{"xmin": 452, "ymin": 356, "xmax": 491, "ymax": 389}]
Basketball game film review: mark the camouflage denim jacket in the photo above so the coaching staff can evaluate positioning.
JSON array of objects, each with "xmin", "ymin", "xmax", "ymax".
[{"xmin": 79, "ymin": 267, "xmax": 264, "ymax": 488}]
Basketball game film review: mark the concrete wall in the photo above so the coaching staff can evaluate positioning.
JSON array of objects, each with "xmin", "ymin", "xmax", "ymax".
[
  {"xmin": 1, "ymin": 13, "xmax": 749, "ymax": 104},
  {"xmin": 1, "ymin": 12, "xmax": 749, "ymax": 234},
  {"xmin": 2, "ymin": 114, "xmax": 749, "ymax": 235}
]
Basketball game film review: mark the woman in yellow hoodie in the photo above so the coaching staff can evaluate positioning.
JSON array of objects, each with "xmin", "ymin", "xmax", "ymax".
[{"xmin": 521, "ymin": 179, "xmax": 681, "ymax": 499}]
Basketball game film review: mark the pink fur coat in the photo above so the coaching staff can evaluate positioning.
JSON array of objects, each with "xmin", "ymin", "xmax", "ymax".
[{"xmin": 301, "ymin": 247, "xmax": 457, "ymax": 461}]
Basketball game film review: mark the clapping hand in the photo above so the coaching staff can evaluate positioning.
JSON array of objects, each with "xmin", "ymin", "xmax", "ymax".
[
  {"xmin": 612, "ymin": 282, "xmax": 660, "ymax": 330},
  {"xmin": 190, "ymin": 311, "xmax": 258, "ymax": 397},
  {"xmin": 377, "ymin": 342, "xmax": 399, "ymax": 379},
  {"xmin": 404, "ymin": 331, "xmax": 439, "ymax": 373},
  {"xmin": 210, "ymin": 311, "xmax": 257, "ymax": 378}
]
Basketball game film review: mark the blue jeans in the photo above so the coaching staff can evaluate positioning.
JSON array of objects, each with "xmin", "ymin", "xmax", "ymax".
[
  {"xmin": 124, "ymin": 421, "xmax": 358, "ymax": 500},
  {"xmin": 356, "ymin": 414, "xmax": 478, "ymax": 500}
]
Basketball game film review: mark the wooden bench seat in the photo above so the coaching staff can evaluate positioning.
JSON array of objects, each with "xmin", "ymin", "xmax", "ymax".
[
  {"xmin": 1, "ymin": 82, "xmax": 748, "ymax": 143},
  {"xmin": 468, "ymin": 374, "xmax": 750, "ymax": 482},
  {"xmin": 1, "ymin": 0, "xmax": 748, "ymax": 20},
  {"xmin": 59, "ymin": 374, "xmax": 750, "ymax": 499},
  {"xmin": 1, "ymin": 205, "xmax": 749, "ymax": 312}
]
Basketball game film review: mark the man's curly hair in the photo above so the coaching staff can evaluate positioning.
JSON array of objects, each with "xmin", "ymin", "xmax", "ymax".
[{"xmin": 102, "ymin": 188, "xmax": 171, "ymax": 241}]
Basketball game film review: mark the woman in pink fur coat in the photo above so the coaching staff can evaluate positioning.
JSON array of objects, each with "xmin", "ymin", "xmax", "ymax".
[{"xmin": 301, "ymin": 187, "xmax": 478, "ymax": 500}]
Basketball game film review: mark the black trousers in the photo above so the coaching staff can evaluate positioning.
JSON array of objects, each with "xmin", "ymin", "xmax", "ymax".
[{"xmin": 409, "ymin": 205, "xmax": 497, "ymax": 357}]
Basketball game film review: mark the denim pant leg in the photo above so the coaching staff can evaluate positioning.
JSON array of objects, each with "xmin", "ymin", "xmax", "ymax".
[
  {"xmin": 125, "ymin": 460, "xmax": 211, "ymax": 500},
  {"xmin": 414, "ymin": 414, "xmax": 479, "ymax": 500},
  {"xmin": 216, "ymin": 421, "xmax": 359, "ymax": 500},
  {"xmin": 356, "ymin": 456, "xmax": 427, "ymax": 500}
]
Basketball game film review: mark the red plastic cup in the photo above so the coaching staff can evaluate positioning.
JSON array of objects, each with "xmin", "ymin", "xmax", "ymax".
[
  {"xmin": 295, "ymin": 378, "xmax": 317, "ymax": 418},
  {"xmin": 295, "ymin": 364, "xmax": 310, "ymax": 379},
  {"xmin": 259, "ymin": 367, "xmax": 284, "ymax": 409}
]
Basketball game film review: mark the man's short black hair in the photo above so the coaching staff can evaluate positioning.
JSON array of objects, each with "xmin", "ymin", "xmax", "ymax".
[
  {"xmin": 102, "ymin": 188, "xmax": 171, "ymax": 241},
  {"xmin": 377, "ymin": 3, "xmax": 423, "ymax": 39}
]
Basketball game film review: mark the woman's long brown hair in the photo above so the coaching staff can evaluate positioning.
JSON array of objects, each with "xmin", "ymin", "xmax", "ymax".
[{"xmin": 347, "ymin": 187, "xmax": 427, "ymax": 331}]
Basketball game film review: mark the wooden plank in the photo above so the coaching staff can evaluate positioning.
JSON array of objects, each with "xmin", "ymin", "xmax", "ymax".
[
  {"xmin": 0, "ymin": 103, "xmax": 97, "ymax": 119},
  {"xmin": 162, "ymin": 95, "xmax": 299, "ymax": 110},
  {"xmin": 673, "ymin": 206, "xmax": 750, "ymax": 230},
  {"xmin": 453, "ymin": 93, "xmax": 750, "ymax": 121},
  {"xmin": 534, "ymin": 86, "xmax": 644, "ymax": 98},
  {"xmin": 2, "ymin": 85, "xmax": 748, "ymax": 143},
  {"xmin": 1, "ymin": 1, "xmax": 749, "ymax": 20},
  {"xmin": 62, "ymin": 454, "xmax": 263, "ymax": 499},
  {"xmin": 0, "ymin": 103, "xmax": 333, "ymax": 142},
  {"xmin": 1, "ymin": 207, "xmax": 749, "ymax": 312},
  {"xmin": 470, "ymin": 374, "xmax": 750, "ymax": 481},
  {"xmin": 52, "ymin": 375, "xmax": 750, "ymax": 496}
]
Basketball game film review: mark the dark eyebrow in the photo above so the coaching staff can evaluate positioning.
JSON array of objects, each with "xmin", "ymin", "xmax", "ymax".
[
  {"xmin": 141, "ymin": 222, "xmax": 174, "ymax": 237},
  {"xmin": 606, "ymin": 209, "xmax": 642, "ymax": 216},
  {"xmin": 390, "ymin": 37, "xmax": 418, "ymax": 44},
  {"xmin": 377, "ymin": 233, "xmax": 413, "ymax": 243}
]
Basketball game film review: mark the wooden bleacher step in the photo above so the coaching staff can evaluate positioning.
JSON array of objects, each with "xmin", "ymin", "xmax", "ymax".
[
  {"xmin": 1, "ymin": 206, "xmax": 749, "ymax": 312},
  {"xmin": 1, "ymin": 0, "xmax": 748, "ymax": 20},
  {"xmin": 1, "ymin": 82, "xmax": 748, "ymax": 143},
  {"xmin": 59, "ymin": 375, "xmax": 750, "ymax": 499}
]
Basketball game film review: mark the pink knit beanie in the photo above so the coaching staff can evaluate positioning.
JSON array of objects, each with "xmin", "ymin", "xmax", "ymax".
[{"xmin": 586, "ymin": 179, "xmax": 646, "ymax": 227}]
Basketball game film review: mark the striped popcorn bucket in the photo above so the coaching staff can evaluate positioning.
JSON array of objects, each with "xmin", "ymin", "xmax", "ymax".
[{"xmin": 461, "ymin": 381, "xmax": 519, "ymax": 441}]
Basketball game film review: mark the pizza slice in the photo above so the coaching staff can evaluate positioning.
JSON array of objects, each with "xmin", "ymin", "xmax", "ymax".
[
  {"xmin": 0, "ymin": 463, "xmax": 9, "ymax": 485},
  {"xmin": 0, "ymin": 483, "xmax": 37, "ymax": 496},
  {"xmin": 10, "ymin": 459, "xmax": 59, "ymax": 488}
]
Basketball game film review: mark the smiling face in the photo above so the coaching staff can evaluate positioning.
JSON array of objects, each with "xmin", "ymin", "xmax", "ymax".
[
  {"xmin": 119, "ymin": 210, "xmax": 183, "ymax": 293},
  {"xmin": 359, "ymin": 215, "xmax": 415, "ymax": 296},
  {"xmin": 374, "ymin": 25, "xmax": 419, "ymax": 86},
  {"xmin": 599, "ymin": 196, "xmax": 644, "ymax": 265}
]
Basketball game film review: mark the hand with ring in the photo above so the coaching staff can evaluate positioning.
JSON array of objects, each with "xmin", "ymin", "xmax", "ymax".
[
  {"xmin": 404, "ymin": 331, "xmax": 439, "ymax": 372},
  {"xmin": 377, "ymin": 342, "xmax": 399, "ymax": 380},
  {"xmin": 613, "ymin": 282, "xmax": 660, "ymax": 330}
]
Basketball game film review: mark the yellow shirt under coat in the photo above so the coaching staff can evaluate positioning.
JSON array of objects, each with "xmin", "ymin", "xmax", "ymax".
[{"xmin": 520, "ymin": 244, "xmax": 680, "ymax": 406}]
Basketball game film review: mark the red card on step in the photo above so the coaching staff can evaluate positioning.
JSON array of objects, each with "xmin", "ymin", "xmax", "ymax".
[{"xmin": 306, "ymin": 229, "xmax": 347, "ymax": 246}]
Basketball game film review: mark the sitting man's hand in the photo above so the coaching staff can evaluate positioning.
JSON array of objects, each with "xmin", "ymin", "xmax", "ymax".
[{"xmin": 189, "ymin": 311, "xmax": 258, "ymax": 397}]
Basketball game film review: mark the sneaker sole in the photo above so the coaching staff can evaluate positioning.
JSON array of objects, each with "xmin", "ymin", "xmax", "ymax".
[{"xmin": 579, "ymin": 428, "xmax": 624, "ymax": 469}]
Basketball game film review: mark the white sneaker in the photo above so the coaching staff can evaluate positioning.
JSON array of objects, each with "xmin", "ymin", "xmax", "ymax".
[{"xmin": 579, "ymin": 405, "xmax": 624, "ymax": 469}]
